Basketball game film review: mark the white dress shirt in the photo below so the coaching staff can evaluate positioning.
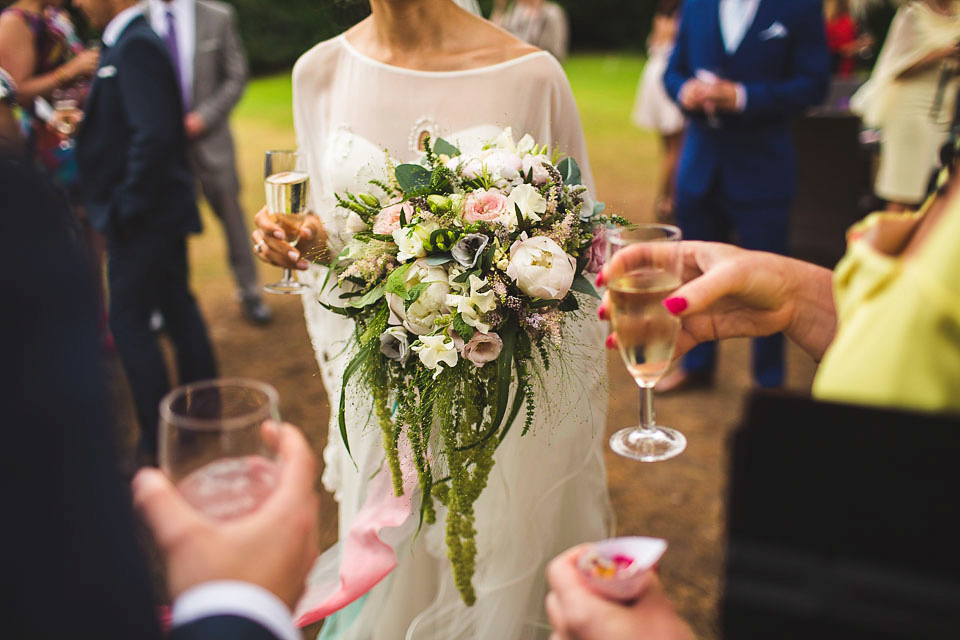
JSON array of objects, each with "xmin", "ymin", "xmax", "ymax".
[
  {"xmin": 719, "ymin": 0, "xmax": 761, "ymax": 54},
  {"xmin": 147, "ymin": 0, "xmax": 195, "ymax": 107},
  {"xmin": 173, "ymin": 580, "xmax": 300, "ymax": 640}
]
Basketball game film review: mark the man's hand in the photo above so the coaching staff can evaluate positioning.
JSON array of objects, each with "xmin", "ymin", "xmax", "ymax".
[
  {"xmin": 678, "ymin": 78, "xmax": 711, "ymax": 111},
  {"xmin": 545, "ymin": 545, "xmax": 694, "ymax": 640},
  {"xmin": 184, "ymin": 112, "xmax": 206, "ymax": 138},
  {"xmin": 132, "ymin": 422, "xmax": 320, "ymax": 609},
  {"xmin": 704, "ymin": 79, "xmax": 740, "ymax": 112}
]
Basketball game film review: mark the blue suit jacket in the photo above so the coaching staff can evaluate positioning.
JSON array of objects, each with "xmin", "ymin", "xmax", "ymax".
[
  {"xmin": 77, "ymin": 15, "xmax": 200, "ymax": 237},
  {"xmin": 663, "ymin": 0, "xmax": 829, "ymax": 205}
]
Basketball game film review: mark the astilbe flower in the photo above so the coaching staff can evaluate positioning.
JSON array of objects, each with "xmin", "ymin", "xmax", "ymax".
[
  {"xmin": 520, "ymin": 307, "xmax": 564, "ymax": 344},
  {"xmin": 339, "ymin": 246, "xmax": 398, "ymax": 289}
]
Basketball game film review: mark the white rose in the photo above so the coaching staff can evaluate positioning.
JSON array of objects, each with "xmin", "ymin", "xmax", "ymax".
[
  {"xmin": 505, "ymin": 235, "xmax": 576, "ymax": 300},
  {"xmin": 506, "ymin": 183, "xmax": 547, "ymax": 224},
  {"xmin": 447, "ymin": 154, "xmax": 484, "ymax": 181},
  {"xmin": 412, "ymin": 334, "xmax": 458, "ymax": 378}
]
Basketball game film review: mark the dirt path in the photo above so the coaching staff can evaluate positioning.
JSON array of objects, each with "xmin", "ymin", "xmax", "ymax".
[{"xmin": 106, "ymin": 114, "xmax": 818, "ymax": 639}]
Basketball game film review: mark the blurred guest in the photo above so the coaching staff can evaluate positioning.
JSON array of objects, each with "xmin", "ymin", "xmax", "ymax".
[
  {"xmin": 74, "ymin": 0, "xmax": 217, "ymax": 466},
  {"xmin": 491, "ymin": 0, "xmax": 569, "ymax": 61},
  {"xmin": 850, "ymin": 0, "xmax": 960, "ymax": 211},
  {"xmin": 146, "ymin": 0, "xmax": 272, "ymax": 326},
  {"xmin": 2, "ymin": 139, "xmax": 319, "ymax": 640},
  {"xmin": 660, "ymin": 0, "xmax": 830, "ymax": 392},
  {"xmin": 0, "ymin": 0, "xmax": 105, "ymax": 340},
  {"xmin": 631, "ymin": 0, "xmax": 685, "ymax": 222},
  {"xmin": 825, "ymin": 0, "xmax": 872, "ymax": 77},
  {"xmin": 0, "ymin": 66, "xmax": 23, "ymax": 151},
  {"xmin": 579, "ymin": 137, "xmax": 960, "ymax": 640}
]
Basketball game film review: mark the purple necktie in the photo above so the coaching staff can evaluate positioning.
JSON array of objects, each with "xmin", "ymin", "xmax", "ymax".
[{"xmin": 163, "ymin": 9, "xmax": 188, "ymax": 109}]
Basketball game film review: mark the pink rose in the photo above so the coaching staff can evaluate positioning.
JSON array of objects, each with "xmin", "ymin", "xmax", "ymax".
[
  {"xmin": 462, "ymin": 189, "xmax": 508, "ymax": 223},
  {"xmin": 584, "ymin": 225, "xmax": 611, "ymax": 274},
  {"xmin": 373, "ymin": 202, "xmax": 413, "ymax": 235},
  {"xmin": 462, "ymin": 331, "xmax": 503, "ymax": 367}
]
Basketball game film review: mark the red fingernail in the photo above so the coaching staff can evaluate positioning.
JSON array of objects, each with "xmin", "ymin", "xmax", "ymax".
[
  {"xmin": 595, "ymin": 271, "xmax": 606, "ymax": 287},
  {"xmin": 663, "ymin": 297, "xmax": 687, "ymax": 315},
  {"xmin": 597, "ymin": 304, "xmax": 607, "ymax": 320},
  {"xmin": 605, "ymin": 334, "xmax": 616, "ymax": 349}
]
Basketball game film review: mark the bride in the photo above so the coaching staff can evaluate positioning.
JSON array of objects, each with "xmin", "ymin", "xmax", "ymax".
[{"xmin": 253, "ymin": 1, "xmax": 612, "ymax": 637}]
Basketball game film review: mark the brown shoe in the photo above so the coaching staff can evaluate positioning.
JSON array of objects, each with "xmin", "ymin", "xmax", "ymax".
[{"xmin": 655, "ymin": 368, "xmax": 713, "ymax": 393}]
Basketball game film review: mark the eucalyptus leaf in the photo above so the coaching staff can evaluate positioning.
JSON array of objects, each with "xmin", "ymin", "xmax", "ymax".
[
  {"xmin": 434, "ymin": 137, "xmax": 461, "ymax": 157},
  {"xmin": 395, "ymin": 164, "xmax": 431, "ymax": 195},
  {"xmin": 556, "ymin": 157, "xmax": 581, "ymax": 186},
  {"xmin": 426, "ymin": 254, "xmax": 454, "ymax": 266},
  {"xmin": 348, "ymin": 282, "xmax": 386, "ymax": 308}
]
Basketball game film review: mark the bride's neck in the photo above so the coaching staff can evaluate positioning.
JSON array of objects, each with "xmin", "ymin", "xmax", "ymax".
[{"xmin": 368, "ymin": 0, "xmax": 459, "ymax": 53}]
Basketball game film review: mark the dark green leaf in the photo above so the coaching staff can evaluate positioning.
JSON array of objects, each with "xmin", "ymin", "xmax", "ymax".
[
  {"xmin": 404, "ymin": 282, "xmax": 430, "ymax": 309},
  {"xmin": 570, "ymin": 274, "xmax": 601, "ymax": 299},
  {"xmin": 452, "ymin": 313, "xmax": 475, "ymax": 342},
  {"xmin": 385, "ymin": 262, "xmax": 413, "ymax": 297},
  {"xmin": 337, "ymin": 351, "xmax": 366, "ymax": 465},
  {"xmin": 453, "ymin": 269, "xmax": 478, "ymax": 284},
  {"xmin": 433, "ymin": 137, "xmax": 461, "ymax": 157},
  {"xmin": 558, "ymin": 292, "xmax": 579, "ymax": 312},
  {"xmin": 348, "ymin": 282, "xmax": 386, "ymax": 308}
]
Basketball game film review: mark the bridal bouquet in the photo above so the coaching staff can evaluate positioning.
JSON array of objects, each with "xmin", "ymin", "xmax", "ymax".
[{"xmin": 325, "ymin": 128, "xmax": 621, "ymax": 605}]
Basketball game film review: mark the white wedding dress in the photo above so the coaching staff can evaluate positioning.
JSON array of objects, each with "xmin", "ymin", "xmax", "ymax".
[{"xmin": 293, "ymin": 34, "xmax": 612, "ymax": 640}]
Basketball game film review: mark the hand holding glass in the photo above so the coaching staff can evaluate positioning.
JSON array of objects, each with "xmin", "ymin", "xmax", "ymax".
[
  {"xmin": 263, "ymin": 150, "xmax": 310, "ymax": 294},
  {"xmin": 159, "ymin": 378, "xmax": 282, "ymax": 520},
  {"xmin": 605, "ymin": 223, "xmax": 686, "ymax": 461}
]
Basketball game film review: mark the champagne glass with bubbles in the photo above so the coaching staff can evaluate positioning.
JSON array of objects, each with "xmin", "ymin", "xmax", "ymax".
[
  {"xmin": 159, "ymin": 378, "xmax": 282, "ymax": 520},
  {"xmin": 605, "ymin": 223, "xmax": 686, "ymax": 461},
  {"xmin": 263, "ymin": 150, "xmax": 310, "ymax": 294}
]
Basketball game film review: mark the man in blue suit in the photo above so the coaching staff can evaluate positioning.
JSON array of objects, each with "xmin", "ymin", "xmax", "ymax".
[
  {"xmin": 75, "ymin": 0, "xmax": 217, "ymax": 463},
  {"xmin": 661, "ymin": 0, "xmax": 829, "ymax": 391}
]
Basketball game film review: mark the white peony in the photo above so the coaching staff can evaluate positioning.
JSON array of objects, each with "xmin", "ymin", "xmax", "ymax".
[
  {"xmin": 412, "ymin": 334, "xmax": 458, "ymax": 378},
  {"xmin": 505, "ymin": 235, "xmax": 576, "ymax": 300},
  {"xmin": 506, "ymin": 183, "xmax": 547, "ymax": 225}
]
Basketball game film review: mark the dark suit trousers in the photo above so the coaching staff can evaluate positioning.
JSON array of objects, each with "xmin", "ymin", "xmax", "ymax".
[
  {"xmin": 675, "ymin": 184, "xmax": 788, "ymax": 388},
  {"xmin": 107, "ymin": 224, "xmax": 217, "ymax": 456}
]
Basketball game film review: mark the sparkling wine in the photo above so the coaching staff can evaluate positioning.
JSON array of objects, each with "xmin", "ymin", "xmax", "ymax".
[
  {"xmin": 176, "ymin": 455, "xmax": 279, "ymax": 521},
  {"xmin": 609, "ymin": 269, "xmax": 681, "ymax": 386},
  {"xmin": 54, "ymin": 100, "xmax": 78, "ymax": 136},
  {"xmin": 265, "ymin": 170, "xmax": 309, "ymax": 215}
]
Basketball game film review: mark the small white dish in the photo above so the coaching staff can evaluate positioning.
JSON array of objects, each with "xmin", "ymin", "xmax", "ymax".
[{"xmin": 577, "ymin": 536, "xmax": 668, "ymax": 601}]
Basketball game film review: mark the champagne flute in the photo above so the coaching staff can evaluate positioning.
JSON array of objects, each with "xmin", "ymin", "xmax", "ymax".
[
  {"xmin": 263, "ymin": 150, "xmax": 310, "ymax": 294},
  {"xmin": 52, "ymin": 87, "xmax": 80, "ymax": 150},
  {"xmin": 605, "ymin": 223, "xmax": 686, "ymax": 461},
  {"xmin": 159, "ymin": 378, "xmax": 282, "ymax": 520}
]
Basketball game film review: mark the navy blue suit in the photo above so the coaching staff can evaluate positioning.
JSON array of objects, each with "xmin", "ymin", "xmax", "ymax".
[
  {"xmin": 77, "ymin": 14, "xmax": 216, "ymax": 459},
  {"xmin": 2, "ymin": 151, "xmax": 279, "ymax": 640},
  {"xmin": 664, "ymin": 0, "xmax": 829, "ymax": 387}
]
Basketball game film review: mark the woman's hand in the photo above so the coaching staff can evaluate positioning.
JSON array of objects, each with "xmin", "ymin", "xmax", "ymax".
[
  {"xmin": 63, "ymin": 48, "xmax": 100, "ymax": 81},
  {"xmin": 545, "ymin": 545, "xmax": 694, "ymax": 640},
  {"xmin": 251, "ymin": 208, "xmax": 327, "ymax": 270},
  {"xmin": 598, "ymin": 241, "xmax": 837, "ymax": 362}
]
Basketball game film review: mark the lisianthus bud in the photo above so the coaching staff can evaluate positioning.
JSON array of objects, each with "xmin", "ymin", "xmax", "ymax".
[
  {"xmin": 357, "ymin": 193, "xmax": 380, "ymax": 208},
  {"xmin": 427, "ymin": 195, "xmax": 452, "ymax": 213}
]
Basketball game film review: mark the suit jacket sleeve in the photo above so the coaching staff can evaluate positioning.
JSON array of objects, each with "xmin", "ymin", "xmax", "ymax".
[
  {"xmin": 193, "ymin": 5, "xmax": 248, "ymax": 130},
  {"xmin": 170, "ymin": 615, "xmax": 283, "ymax": 640},
  {"xmin": 115, "ymin": 36, "xmax": 188, "ymax": 224},
  {"xmin": 740, "ymin": 0, "xmax": 830, "ymax": 116},
  {"xmin": 662, "ymin": 7, "xmax": 692, "ymax": 105}
]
